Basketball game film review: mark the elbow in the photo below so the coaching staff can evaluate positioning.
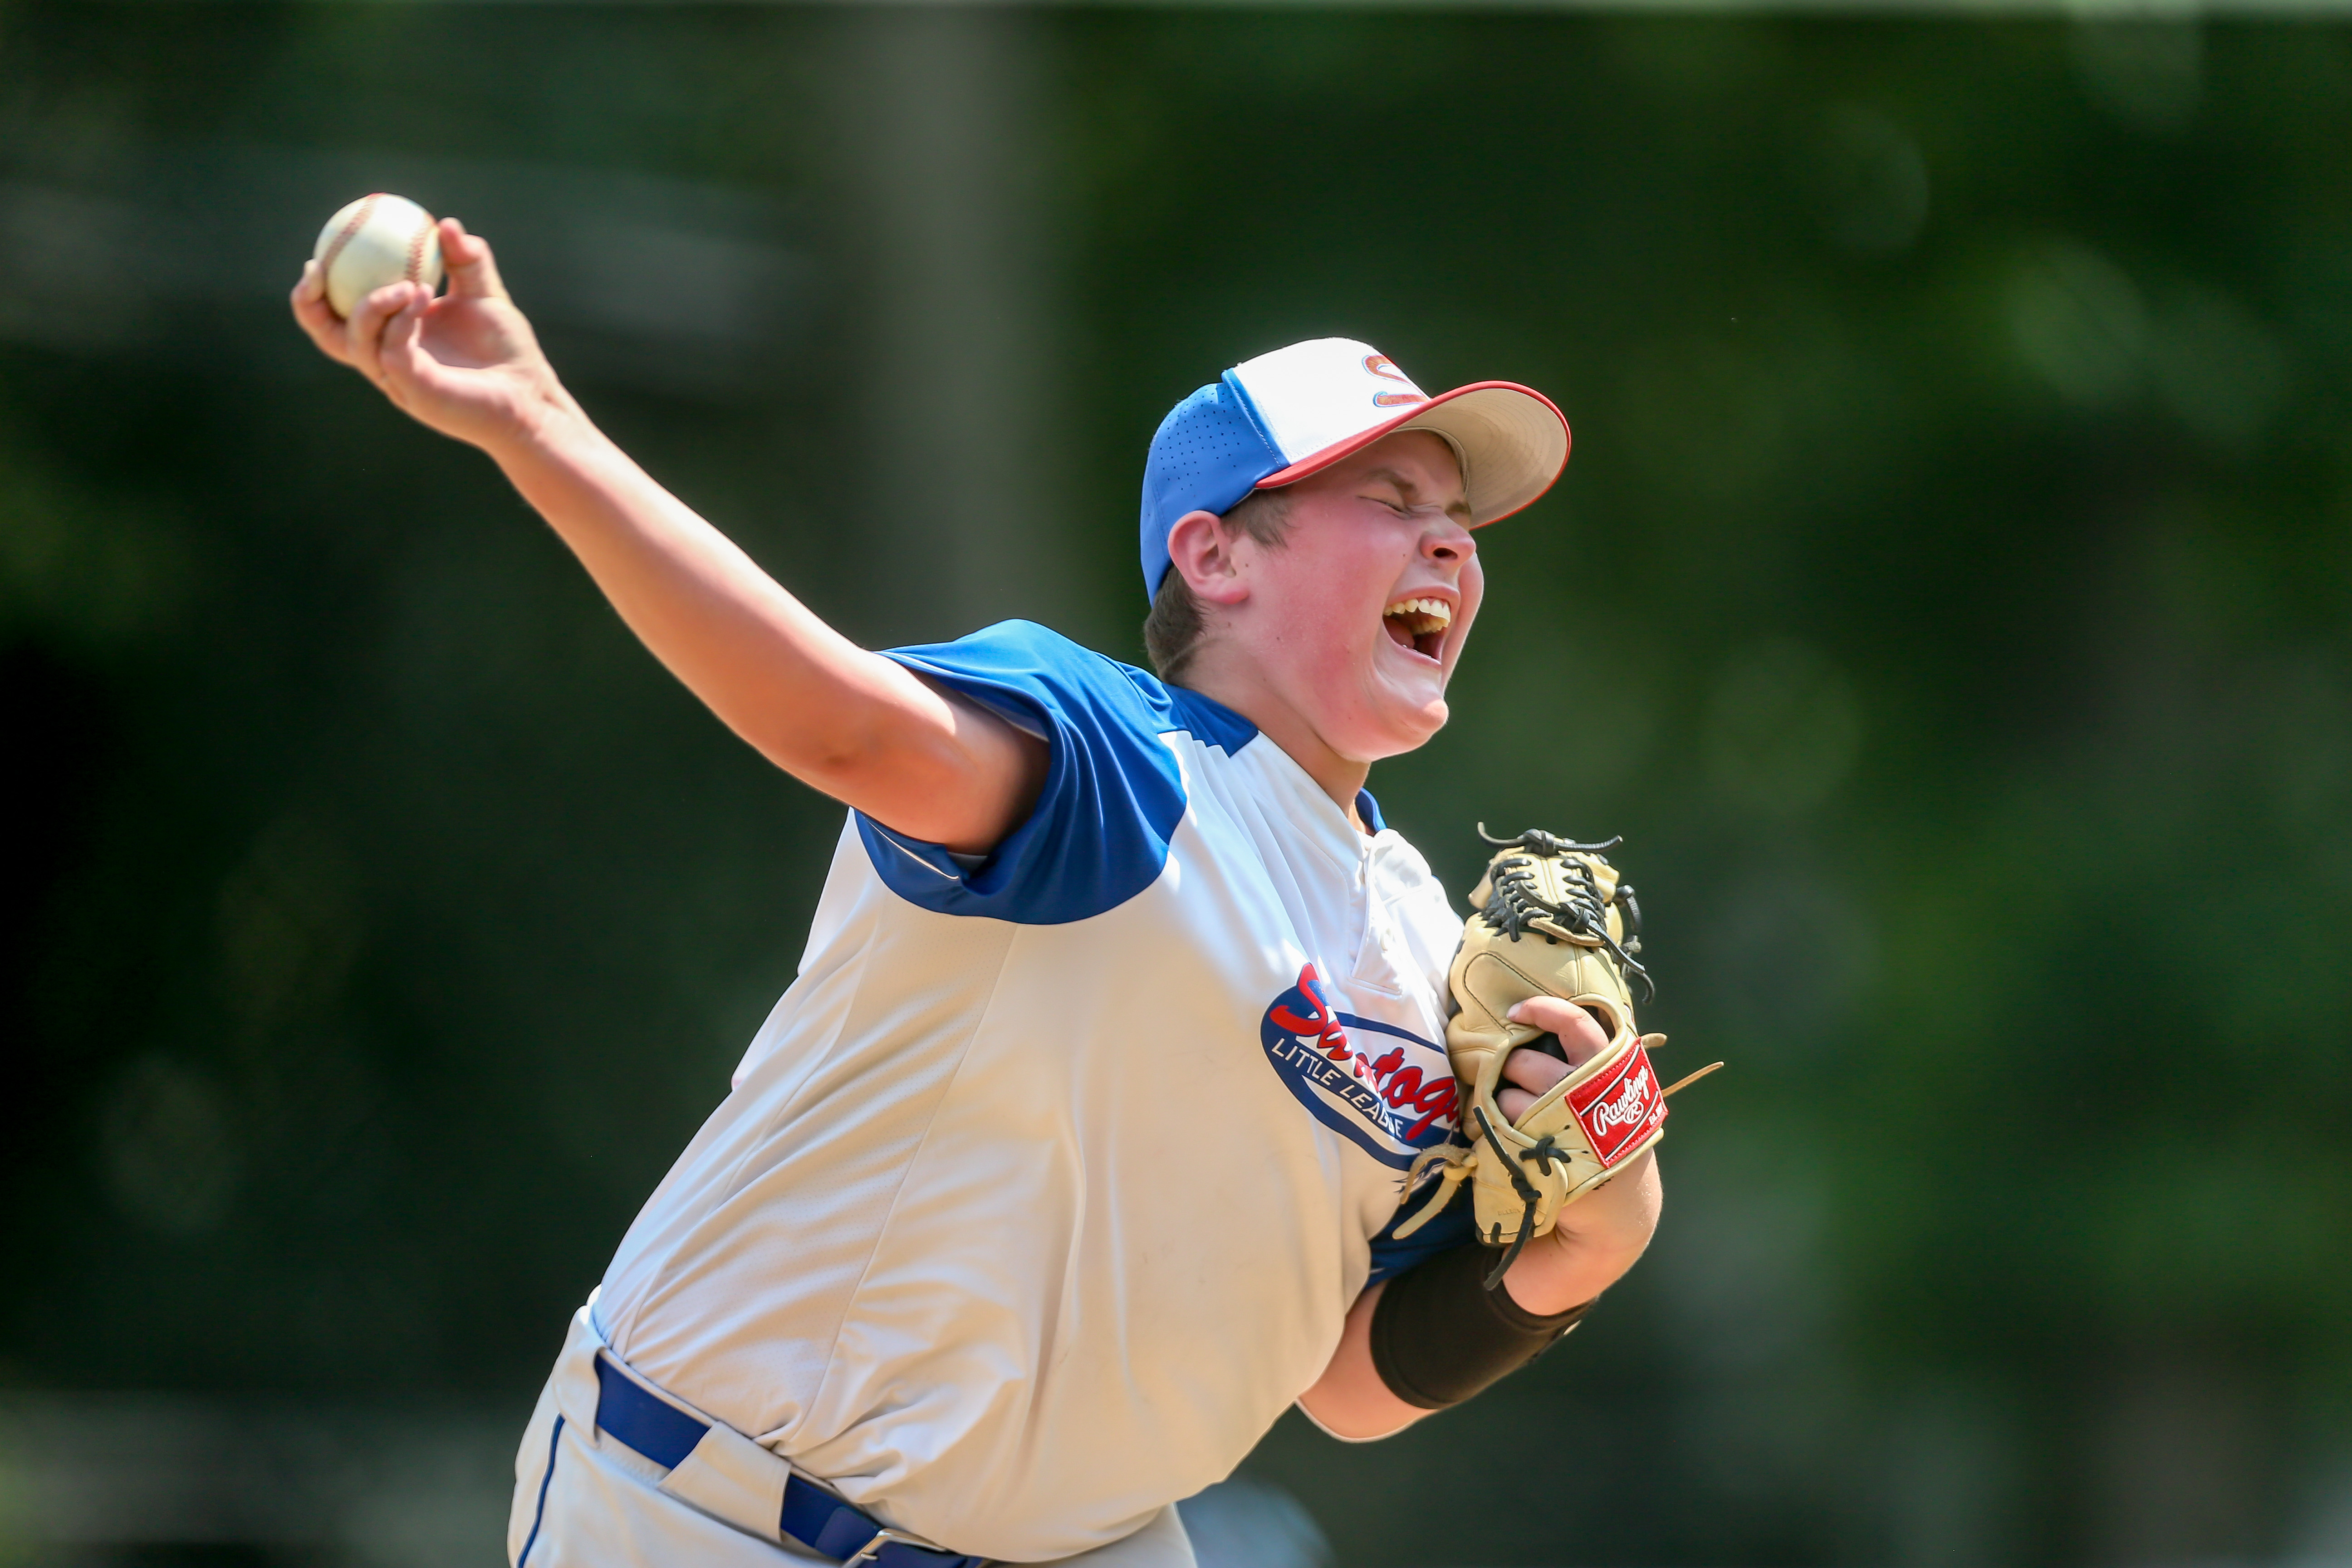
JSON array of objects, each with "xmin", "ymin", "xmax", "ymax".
[{"xmin": 1295, "ymin": 1387, "xmax": 1421, "ymax": 1444}]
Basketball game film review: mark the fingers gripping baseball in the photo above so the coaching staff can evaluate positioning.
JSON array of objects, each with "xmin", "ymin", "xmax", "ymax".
[
  {"xmin": 289, "ymin": 216, "xmax": 568, "ymax": 450},
  {"xmin": 343, "ymin": 280, "xmax": 409, "ymax": 389},
  {"xmin": 289, "ymin": 261, "xmax": 356, "ymax": 367},
  {"xmin": 374, "ymin": 284, "xmax": 443, "ymax": 404}
]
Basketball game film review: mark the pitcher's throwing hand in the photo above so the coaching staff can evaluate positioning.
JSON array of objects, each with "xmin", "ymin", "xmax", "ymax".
[{"xmin": 292, "ymin": 216, "xmax": 579, "ymax": 452}]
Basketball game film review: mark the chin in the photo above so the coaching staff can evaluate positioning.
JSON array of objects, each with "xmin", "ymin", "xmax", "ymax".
[
  {"xmin": 1402, "ymin": 701, "xmax": 1450, "ymax": 748},
  {"xmin": 1348, "ymin": 698, "xmax": 1450, "ymax": 762}
]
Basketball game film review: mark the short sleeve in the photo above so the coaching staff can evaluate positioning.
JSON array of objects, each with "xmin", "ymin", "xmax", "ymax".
[{"xmin": 861, "ymin": 620, "xmax": 1252, "ymax": 926}]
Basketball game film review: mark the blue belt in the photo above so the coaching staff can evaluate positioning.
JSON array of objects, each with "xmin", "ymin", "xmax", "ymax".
[{"xmin": 593, "ymin": 1355, "xmax": 990, "ymax": 1568}]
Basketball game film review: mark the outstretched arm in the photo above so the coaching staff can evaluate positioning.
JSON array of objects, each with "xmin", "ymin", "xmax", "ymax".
[
  {"xmin": 290, "ymin": 220, "xmax": 1045, "ymax": 855},
  {"xmin": 1298, "ymin": 996, "xmax": 1662, "ymax": 1439}
]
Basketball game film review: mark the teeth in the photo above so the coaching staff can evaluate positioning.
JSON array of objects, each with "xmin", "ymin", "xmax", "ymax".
[{"xmin": 1383, "ymin": 596, "xmax": 1453, "ymax": 635}]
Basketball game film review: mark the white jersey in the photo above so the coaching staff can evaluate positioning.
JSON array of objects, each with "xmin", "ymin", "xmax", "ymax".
[{"xmin": 592, "ymin": 621, "xmax": 1476, "ymax": 1563}]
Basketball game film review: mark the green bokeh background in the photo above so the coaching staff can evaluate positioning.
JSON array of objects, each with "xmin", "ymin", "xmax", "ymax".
[{"xmin": 5, "ymin": 6, "xmax": 2351, "ymax": 1565}]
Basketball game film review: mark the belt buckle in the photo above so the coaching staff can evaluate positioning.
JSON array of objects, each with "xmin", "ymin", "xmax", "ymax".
[{"xmin": 842, "ymin": 1527, "xmax": 926, "ymax": 1568}]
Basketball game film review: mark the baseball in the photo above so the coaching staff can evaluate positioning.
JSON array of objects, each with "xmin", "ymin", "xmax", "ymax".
[{"xmin": 311, "ymin": 193, "xmax": 445, "ymax": 319}]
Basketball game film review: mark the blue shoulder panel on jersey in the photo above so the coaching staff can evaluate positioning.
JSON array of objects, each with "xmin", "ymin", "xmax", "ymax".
[
  {"xmin": 1155, "ymin": 676, "xmax": 1258, "ymax": 755},
  {"xmin": 865, "ymin": 620, "xmax": 1258, "ymax": 926},
  {"xmin": 1365, "ymin": 1178, "xmax": 1478, "ymax": 1285}
]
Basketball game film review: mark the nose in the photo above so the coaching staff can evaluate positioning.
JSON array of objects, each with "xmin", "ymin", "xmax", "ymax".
[{"xmin": 1421, "ymin": 519, "xmax": 1476, "ymax": 568}]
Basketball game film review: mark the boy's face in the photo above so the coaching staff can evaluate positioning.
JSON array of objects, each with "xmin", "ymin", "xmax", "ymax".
[{"xmin": 1226, "ymin": 429, "xmax": 1483, "ymax": 763}]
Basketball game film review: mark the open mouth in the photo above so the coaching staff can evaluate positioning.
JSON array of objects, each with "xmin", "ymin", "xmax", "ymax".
[{"xmin": 1382, "ymin": 595, "xmax": 1453, "ymax": 660}]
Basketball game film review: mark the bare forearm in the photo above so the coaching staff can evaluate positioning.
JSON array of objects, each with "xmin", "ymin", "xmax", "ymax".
[
  {"xmin": 292, "ymin": 228, "xmax": 1040, "ymax": 853},
  {"xmin": 484, "ymin": 408, "xmax": 1033, "ymax": 848},
  {"xmin": 1299, "ymin": 1282, "xmax": 1426, "ymax": 1440},
  {"xmin": 488, "ymin": 407, "xmax": 873, "ymax": 748}
]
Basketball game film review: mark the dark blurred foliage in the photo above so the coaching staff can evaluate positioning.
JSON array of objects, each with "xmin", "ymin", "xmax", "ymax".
[{"xmin": 4, "ymin": 6, "xmax": 2351, "ymax": 1567}]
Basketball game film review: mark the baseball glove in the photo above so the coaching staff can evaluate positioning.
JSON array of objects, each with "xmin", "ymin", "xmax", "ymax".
[{"xmin": 1394, "ymin": 827, "xmax": 1720, "ymax": 1287}]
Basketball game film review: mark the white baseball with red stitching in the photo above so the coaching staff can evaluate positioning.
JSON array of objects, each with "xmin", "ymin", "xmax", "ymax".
[{"xmin": 311, "ymin": 193, "xmax": 445, "ymax": 319}]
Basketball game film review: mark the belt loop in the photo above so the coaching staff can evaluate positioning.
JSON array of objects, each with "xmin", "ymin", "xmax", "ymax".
[
  {"xmin": 843, "ymin": 1527, "xmax": 924, "ymax": 1568},
  {"xmin": 575, "ymin": 1325, "xmax": 980, "ymax": 1568}
]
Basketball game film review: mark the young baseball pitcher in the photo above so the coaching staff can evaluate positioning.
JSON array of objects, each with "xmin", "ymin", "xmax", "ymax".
[{"xmin": 292, "ymin": 219, "xmax": 1675, "ymax": 1568}]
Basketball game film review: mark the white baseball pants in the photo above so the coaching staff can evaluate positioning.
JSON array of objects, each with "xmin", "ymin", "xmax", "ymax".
[{"xmin": 506, "ymin": 1299, "xmax": 1198, "ymax": 1568}]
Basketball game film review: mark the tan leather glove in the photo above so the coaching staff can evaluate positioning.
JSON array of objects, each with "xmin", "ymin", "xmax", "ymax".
[{"xmin": 1394, "ymin": 828, "xmax": 1718, "ymax": 1286}]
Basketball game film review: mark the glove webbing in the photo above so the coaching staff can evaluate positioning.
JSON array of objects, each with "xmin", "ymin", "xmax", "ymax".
[{"xmin": 1477, "ymin": 836, "xmax": 1653, "ymax": 1003}]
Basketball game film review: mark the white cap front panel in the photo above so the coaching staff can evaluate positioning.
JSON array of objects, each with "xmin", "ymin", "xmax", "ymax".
[{"xmin": 1229, "ymin": 338, "xmax": 1431, "ymax": 464}]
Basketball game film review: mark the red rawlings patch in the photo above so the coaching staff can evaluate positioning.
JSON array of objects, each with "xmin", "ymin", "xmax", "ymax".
[{"xmin": 1568, "ymin": 1042, "xmax": 1667, "ymax": 1167}]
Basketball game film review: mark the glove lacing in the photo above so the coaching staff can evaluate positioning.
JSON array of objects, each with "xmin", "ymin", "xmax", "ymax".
[
  {"xmin": 1392, "ymin": 1108, "xmax": 1588, "ymax": 1288},
  {"xmin": 1475, "ymin": 826, "xmax": 1654, "ymax": 1003},
  {"xmin": 1471, "ymin": 1105, "xmax": 1547, "ymax": 1289}
]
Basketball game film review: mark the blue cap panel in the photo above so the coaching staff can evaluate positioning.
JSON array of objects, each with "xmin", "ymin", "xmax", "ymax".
[{"xmin": 1137, "ymin": 372, "xmax": 1286, "ymax": 598}]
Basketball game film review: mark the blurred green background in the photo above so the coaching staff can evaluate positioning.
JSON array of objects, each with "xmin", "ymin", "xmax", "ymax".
[{"xmin": 4, "ymin": 4, "xmax": 2350, "ymax": 1566}]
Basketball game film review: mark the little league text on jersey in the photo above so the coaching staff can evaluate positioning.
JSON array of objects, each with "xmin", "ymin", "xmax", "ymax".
[{"xmin": 1260, "ymin": 964, "xmax": 1461, "ymax": 1166}]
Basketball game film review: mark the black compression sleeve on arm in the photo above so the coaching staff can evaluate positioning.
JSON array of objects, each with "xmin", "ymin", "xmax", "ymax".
[{"xmin": 1368, "ymin": 1244, "xmax": 1594, "ymax": 1411}]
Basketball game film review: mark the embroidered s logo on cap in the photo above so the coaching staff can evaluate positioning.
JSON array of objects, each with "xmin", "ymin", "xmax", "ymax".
[
  {"xmin": 1363, "ymin": 354, "xmax": 1427, "ymax": 407},
  {"xmin": 1258, "ymin": 963, "xmax": 1460, "ymax": 1169}
]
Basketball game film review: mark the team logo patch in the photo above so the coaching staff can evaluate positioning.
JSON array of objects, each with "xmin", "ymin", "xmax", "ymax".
[
  {"xmin": 1363, "ymin": 354, "xmax": 1428, "ymax": 408},
  {"xmin": 1258, "ymin": 964, "xmax": 1460, "ymax": 1169},
  {"xmin": 1569, "ymin": 1041, "xmax": 1667, "ymax": 1166}
]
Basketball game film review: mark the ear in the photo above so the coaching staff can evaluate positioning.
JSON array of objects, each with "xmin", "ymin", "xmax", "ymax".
[{"xmin": 1166, "ymin": 509, "xmax": 1252, "ymax": 607}]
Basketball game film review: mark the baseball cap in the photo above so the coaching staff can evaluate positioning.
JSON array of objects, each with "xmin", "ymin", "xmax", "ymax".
[{"xmin": 1137, "ymin": 337, "xmax": 1571, "ymax": 597}]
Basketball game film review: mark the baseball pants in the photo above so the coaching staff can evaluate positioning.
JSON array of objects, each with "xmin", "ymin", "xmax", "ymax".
[{"xmin": 508, "ymin": 1299, "xmax": 1198, "ymax": 1568}]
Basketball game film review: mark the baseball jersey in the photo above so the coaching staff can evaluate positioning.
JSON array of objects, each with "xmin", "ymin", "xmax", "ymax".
[{"xmin": 591, "ymin": 620, "xmax": 1475, "ymax": 1563}]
